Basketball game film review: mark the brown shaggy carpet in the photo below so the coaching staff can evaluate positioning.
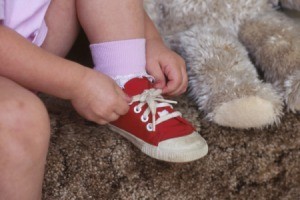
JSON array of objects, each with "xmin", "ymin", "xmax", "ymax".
[{"xmin": 42, "ymin": 10, "xmax": 300, "ymax": 200}]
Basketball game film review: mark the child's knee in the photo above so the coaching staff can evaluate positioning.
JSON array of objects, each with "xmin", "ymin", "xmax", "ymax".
[{"xmin": 0, "ymin": 93, "xmax": 50, "ymax": 159}]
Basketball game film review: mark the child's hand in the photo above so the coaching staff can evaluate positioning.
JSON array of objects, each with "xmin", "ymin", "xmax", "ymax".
[
  {"xmin": 146, "ymin": 37, "xmax": 188, "ymax": 96},
  {"xmin": 70, "ymin": 69, "xmax": 131, "ymax": 125}
]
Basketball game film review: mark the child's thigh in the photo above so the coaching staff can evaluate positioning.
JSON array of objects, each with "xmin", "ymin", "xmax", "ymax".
[{"xmin": 41, "ymin": 0, "xmax": 80, "ymax": 57}]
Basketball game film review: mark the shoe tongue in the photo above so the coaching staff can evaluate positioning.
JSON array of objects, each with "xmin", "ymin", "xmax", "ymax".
[{"xmin": 123, "ymin": 77, "xmax": 153, "ymax": 96}]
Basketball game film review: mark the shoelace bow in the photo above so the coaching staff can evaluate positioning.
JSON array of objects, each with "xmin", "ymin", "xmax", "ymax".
[{"xmin": 130, "ymin": 88, "xmax": 182, "ymax": 131}]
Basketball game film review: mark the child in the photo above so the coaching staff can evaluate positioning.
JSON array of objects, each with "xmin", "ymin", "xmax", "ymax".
[{"xmin": 0, "ymin": 0, "xmax": 208, "ymax": 199}]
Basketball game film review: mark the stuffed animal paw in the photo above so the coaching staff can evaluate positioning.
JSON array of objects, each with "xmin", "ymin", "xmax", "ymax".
[{"xmin": 145, "ymin": 0, "xmax": 300, "ymax": 128}]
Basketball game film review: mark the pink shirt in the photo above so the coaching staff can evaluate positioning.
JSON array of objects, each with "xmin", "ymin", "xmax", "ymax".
[{"xmin": 0, "ymin": 0, "xmax": 51, "ymax": 46}]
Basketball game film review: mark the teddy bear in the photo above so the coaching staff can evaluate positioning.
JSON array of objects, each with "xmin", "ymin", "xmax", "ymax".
[{"xmin": 144, "ymin": 0, "xmax": 300, "ymax": 129}]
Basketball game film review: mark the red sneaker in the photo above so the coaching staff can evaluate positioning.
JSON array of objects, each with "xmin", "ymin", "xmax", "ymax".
[{"xmin": 109, "ymin": 77, "xmax": 208, "ymax": 162}]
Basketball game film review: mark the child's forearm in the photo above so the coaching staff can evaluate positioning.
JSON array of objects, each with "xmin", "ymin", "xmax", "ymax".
[{"xmin": 0, "ymin": 26, "xmax": 87, "ymax": 100}]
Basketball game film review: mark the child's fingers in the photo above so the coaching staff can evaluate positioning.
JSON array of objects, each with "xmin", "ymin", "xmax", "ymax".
[
  {"xmin": 170, "ymin": 62, "xmax": 188, "ymax": 95},
  {"xmin": 115, "ymin": 85, "xmax": 132, "ymax": 103},
  {"xmin": 164, "ymin": 71, "xmax": 187, "ymax": 96},
  {"xmin": 162, "ymin": 80, "xmax": 177, "ymax": 95},
  {"xmin": 101, "ymin": 112, "xmax": 120, "ymax": 123},
  {"xmin": 115, "ymin": 87, "xmax": 131, "ymax": 115},
  {"xmin": 162, "ymin": 73, "xmax": 182, "ymax": 95},
  {"xmin": 178, "ymin": 67, "xmax": 188, "ymax": 93},
  {"xmin": 147, "ymin": 62, "xmax": 166, "ymax": 89},
  {"xmin": 84, "ymin": 110, "xmax": 109, "ymax": 125},
  {"xmin": 173, "ymin": 58, "xmax": 188, "ymax": 94},
  {"xmin": 161, "ymin": 63, "xmax": 183, "ymax": 95},
  {"xmin": 95, "ymin": 119, "xmax": 109, "ymax": 125}
]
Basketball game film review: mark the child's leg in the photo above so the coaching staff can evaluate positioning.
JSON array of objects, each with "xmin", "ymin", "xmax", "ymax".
[
  {"xmin": 76, "ymin": 0, "xmax": 147, "ymax": 86},
  {"xmin": 0, "ymin": 77, "xmax": 50, "ymax": 200},
  {"xmin": 75, "ymin": 1, "xmax": 208, "ymax": 162},
  {"xmin": 76, "ymin": 0, "xmax": 144, "ymax": 43},
  {"xmin": 41, "ymin": 0, "xmax": 80, "ymax": 57}
]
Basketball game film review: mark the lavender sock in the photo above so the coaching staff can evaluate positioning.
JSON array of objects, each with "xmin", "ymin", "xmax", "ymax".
[{"xmin": 90, "ymin": 38, "xmax": 148, "ymax": 87}]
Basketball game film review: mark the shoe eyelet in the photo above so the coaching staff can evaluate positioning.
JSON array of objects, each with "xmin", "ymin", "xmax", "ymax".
[
  {"xmin": 141, "ymin": 115, "xmax": 149, "ymax": 122},
  {"xmin": 134, "ymin": 106, "xmax": 141, "ymax": 113},
  {"xmin": 146, "ymin": 123, "xmax": 153, "ymax": 132}
]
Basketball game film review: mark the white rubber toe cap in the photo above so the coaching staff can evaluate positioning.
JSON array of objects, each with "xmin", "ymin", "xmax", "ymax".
[{"xmin": 142, "ymin": 131, "xmax": 208, "ymax": 163}]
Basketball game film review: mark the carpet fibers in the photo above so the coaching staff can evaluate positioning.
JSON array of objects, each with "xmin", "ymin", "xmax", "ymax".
[{"xmin": 42, "ymin": 92, "xmax": 299, "ymax": 200}]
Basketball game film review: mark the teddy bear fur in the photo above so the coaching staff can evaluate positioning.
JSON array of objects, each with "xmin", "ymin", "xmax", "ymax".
[{"xmin": 144, "ymin": 0, "xmax": 300, "ymax": 129}]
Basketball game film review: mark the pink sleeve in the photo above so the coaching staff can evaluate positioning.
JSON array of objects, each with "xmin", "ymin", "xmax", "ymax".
[
  {"xmin": 2, "ymin": 0, "xmax": 51, "ymax": 45},
  {"xmin": 0, "ymin": 0, "xmax": 4, "ymax": 20}
]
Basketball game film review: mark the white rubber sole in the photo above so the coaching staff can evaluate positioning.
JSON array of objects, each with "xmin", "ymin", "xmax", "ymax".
[{"xmin": 108, "ymin": 124, "xmax": 208, "ymax": 163}]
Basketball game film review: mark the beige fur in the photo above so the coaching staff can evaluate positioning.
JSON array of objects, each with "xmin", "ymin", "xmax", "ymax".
[{"xmin": 145, "ymin": 0, "xmax": 300, "ymax": 129}]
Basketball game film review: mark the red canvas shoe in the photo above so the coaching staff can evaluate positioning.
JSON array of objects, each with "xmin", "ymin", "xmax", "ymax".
[{"xmin": 109, "ymin": 77, "xmax": 208, "ymax": 162}]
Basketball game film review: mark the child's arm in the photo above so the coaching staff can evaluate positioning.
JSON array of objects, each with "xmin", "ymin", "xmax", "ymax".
[
  {"xmin": 144, "ymin": 12, "xmax": 188, "ymax": 96},
  {"xmin": 0, "ymin": 25, "xmax": 85, "ymax": 99},
  {"xmin": 0, "ymin": 26, "xmax": 130, "ymax": 124}
]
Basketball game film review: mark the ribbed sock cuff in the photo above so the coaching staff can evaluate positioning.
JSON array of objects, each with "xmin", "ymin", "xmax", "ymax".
[{"xmin": 90, "ymin": 38, "xmax": 147, "ymax": 78}]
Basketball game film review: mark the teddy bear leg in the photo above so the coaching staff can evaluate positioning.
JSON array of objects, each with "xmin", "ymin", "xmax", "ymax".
[
  {"xmin": 239, "ymin": 11, "xmax": 300, "ymax": 112},
  {"xmin": 166, "ymin": 26, "xmax": 283, "ymax": 128}
]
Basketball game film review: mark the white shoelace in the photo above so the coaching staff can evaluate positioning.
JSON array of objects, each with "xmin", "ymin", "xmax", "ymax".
[{"xmin": 130, "ymin": 88, "xmax": 182, "ymax": 131}]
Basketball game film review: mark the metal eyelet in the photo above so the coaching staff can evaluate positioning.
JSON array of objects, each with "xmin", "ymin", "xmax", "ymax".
[
  {"xmin": 134, "ymin": 106, "xmax": 141, "ymax": 113},
  {"xmin": 146, "ymin": 123, "xmax": 153, "ymax": 132},
  {"xmin": 141, "ymin": 115, "xmax": 149, "ymax": 122}
]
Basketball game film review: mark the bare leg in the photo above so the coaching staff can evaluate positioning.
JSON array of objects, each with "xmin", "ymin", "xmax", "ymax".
[
  {"xmin": 75, "ymin": 0, "xmax": 148, "ymax": 87},
  {"xmin": 76, "ymin": 0, "xmax": 145, "ymax": 43},
  {"xmin": 0, "ymin": 77, "xmax": 50, "ymax": 200},
  {"xmin": 42, "ymin": 0, "xmax": 80, "ymax": 57}
]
